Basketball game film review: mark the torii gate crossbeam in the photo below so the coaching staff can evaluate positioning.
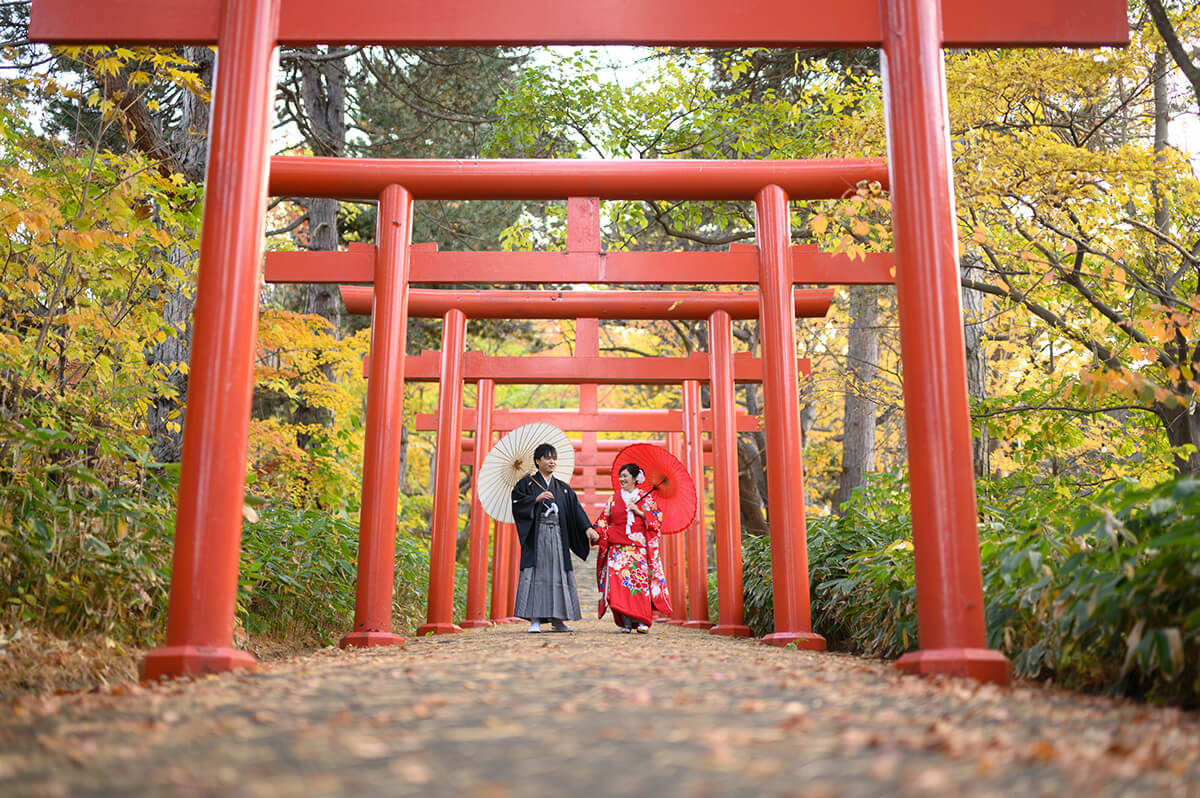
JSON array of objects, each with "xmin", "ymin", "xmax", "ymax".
[
  {"xmin": 267, "ymin": 242, "xmax": 895, "ymax": 285},
  {"xmin": 30, "ymin": 0, "xmax": 1125, "ymax": 47}
]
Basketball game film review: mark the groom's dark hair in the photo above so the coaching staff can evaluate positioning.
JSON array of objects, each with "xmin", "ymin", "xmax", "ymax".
[{"xmin": 533, "ymin": 443, "xmax": 558, "ymax": 461}]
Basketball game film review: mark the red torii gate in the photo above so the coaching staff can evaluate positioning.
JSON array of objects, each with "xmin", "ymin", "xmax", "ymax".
[
  {"xmin": 275, "ymin": 195, "xmax": 873, "ymax": 645},
  {"xmin": 285, "ymin": 246, "xmax": 839, "ymax": 639},
  {"xmin": 30, "ymin": 0, "xmax": 1127, "ymax": 685},
  {"xmin": 404, "ymin": 349, "xmax": 812, "ymax": 636},
  {"xmin": 360, "ymin": 292, "xmax": 820, "ymax": 636}
]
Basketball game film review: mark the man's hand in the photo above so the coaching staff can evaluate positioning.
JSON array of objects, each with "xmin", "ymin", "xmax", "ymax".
[
  {"xmin": 535, "ymin": 490, "xmax": 554, "ymax": 503},
  {"xmin": 586, "ymin": 528, "xmax": 600, "ymax": 546}
]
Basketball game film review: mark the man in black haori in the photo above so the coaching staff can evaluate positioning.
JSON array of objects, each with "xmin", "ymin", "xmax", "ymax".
[{"xmin": 511, "ymin": 442, "xmax": 598, "ymax": 633}]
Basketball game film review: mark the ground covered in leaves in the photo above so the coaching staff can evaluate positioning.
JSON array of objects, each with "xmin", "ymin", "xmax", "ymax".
[{"xmin": 2, "ymin": 579, "xmax": 1199, "ymax": 796}]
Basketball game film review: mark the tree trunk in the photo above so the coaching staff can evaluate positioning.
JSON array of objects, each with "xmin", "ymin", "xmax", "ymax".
[
  {"xmin": 834, "ymin": 285, "xmax": 879, "ymax": 512},
  {"xmin": 961, "ymin": 253, "xmax": 990, "ymax": 478},
  {"xmin": 147, "ymin": 46, "xmax": 212, "ymax": 463},
  {"xmin": 741, "ymin": 381, "xmax": 770, "ymax": 513},
  {"xmin": 1158, "ymin": 401, "xmax": 1200, "ymax": 476},
  {"xmin": 292, "ymin": 50, "xmax": 348, "ymax": 449},
  {"xmin": 1153, "ymin": 46, "xmax": 1171, "ymax": 238},
  {"xmin": 736, "ymin": 436, "xmax": 769, "ymax": 538},
  {"xmin": 292, "ymin": 199, "xmax": 344, "ymax": 448}
]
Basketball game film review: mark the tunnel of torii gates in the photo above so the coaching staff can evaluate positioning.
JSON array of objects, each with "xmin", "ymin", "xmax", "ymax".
[
  {"xmin": 30, "ymin": 0, "xmax": 1128, "ymax": 687},
  {"xmin": 322, "ymin": 274, "xmax": 841, "ymax": 639}
]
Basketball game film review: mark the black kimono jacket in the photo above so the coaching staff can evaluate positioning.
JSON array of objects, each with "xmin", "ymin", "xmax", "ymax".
[{"xmin": 511, "ymin": 472, "xmax": 593, "ymax": 572}]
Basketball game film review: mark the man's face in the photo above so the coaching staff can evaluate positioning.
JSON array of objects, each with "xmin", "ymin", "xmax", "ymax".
[{"xmin": 535, "ymin": 453, "xmax": 556, "ymax": 473}]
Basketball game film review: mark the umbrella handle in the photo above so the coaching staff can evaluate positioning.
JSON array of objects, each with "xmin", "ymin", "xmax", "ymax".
[{"xmin": 635, "ymin": 479, "xmax": 665, "ymax": 503}]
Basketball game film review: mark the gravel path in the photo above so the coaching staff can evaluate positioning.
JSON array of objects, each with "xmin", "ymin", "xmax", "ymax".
[{"xmin": 2, "ymin": 572, "xmax": 1198, "ymax": 797}]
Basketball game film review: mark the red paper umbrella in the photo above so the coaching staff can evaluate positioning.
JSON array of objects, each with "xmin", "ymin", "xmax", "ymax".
[{"xmin": 610, "ymin": 443, "xmax": 697, "ymax": 534}]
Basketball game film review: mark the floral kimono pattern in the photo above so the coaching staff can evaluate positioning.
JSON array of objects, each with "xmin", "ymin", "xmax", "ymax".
[{"xmin": 594, "ymin": 491, "xmax": 673, "ymax": 626}]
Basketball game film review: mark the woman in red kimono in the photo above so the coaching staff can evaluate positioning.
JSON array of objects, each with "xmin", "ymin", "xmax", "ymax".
[{"xmin": 593, "ymin": 462, "xmax": 673, "ymax": 633}]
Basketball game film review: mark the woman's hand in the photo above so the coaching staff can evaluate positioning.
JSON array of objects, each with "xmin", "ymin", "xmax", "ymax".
[
  {"xmin": 586, "ymin": 528, "xmax": 600, "ymax": 546},
  {"xmin": 535, "ymin": 490, "xmax": 554, "ymax": 503},
  {"xmin": 631, "ymin": 503, "xmax": 645, "ymax": 518}
]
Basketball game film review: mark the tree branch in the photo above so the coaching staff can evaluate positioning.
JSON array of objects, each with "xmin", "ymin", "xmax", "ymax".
[
  {"xmin": 266, "ymin": 212, "xmax": 310, "ymax": 239},
  {"xmin": 645, "ymin": 200, "xmax": 755, "ymax": 246},
  {"xmin": 1145, "ymin": 0, "xmax": 1200, "ymax": 109},
  {"xmin": 962, "ymin": 269, "xmax": 1118, "ymax": 367},
  {"xmin": 971, "ymin": 404, "xmax": 1156, "ymax": 419}
]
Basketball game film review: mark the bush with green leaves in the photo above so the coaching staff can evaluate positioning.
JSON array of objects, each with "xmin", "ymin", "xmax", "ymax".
[
  {"xmin": 1, "ymin": 425, "xmax": 452, "ymax": 650},
  {"xmin": 1049, "ymin": 476, "xmax": 1200, "ymax": 704},
  {"xmin": 736, "ymin": 471, "xmax": 1200, "ymax": 706},
  {"xmin": 0, "ymin": 420, "xmax": 176, "ymax": 645},
  {"xmin": 239, "ymin": 500, "xmax": 458, "ymax": 644}
]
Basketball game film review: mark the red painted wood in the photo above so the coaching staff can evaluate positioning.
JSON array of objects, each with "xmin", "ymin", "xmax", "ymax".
[
  {"xmin": 141, "ymin": 0, "xmax": 279, "ymax": 681},
  {"xmin": 457, "ymin": 438, "xmax": 712, "ymax": 453},
  {"xmin": 462, "ymin": 378, "xmax": 495, "ymax": 629},
  {"xmin": 567, "ymin": 197, "xmax": 601, "ymax": 252},
  {"xmin": 269, "ymin": 157, "xmax": 888, "ymax": 201},
  {"xmin": 681, "ymin": 380, "xmax": 713, "ymax": 630},
  {"xmin": 338, "ymin": 286, "xmax": 837, "ymax": 319},
  {"xmin": 269, "ymin": 245, "xmax": 894, "ymax": 286},
  {"xmin": 31, "ymin": 0, "xmax": 1128, "ymax": 47},
  {"xmin": 707, "ymin": 310, "xmax": 751, "ymax": 637},
  {"xmin": 418, "ymin": 408, "xmax": 762, "ymax": 433},
  {"xmin": 488, "ymin": 511, "xmax": 509, "ymax": 623},
  {"xmin": 755, "ymin": 186, "xmax": 825, "ymax": 652},
  {"xmin": 882, "ymin": 0, "xmax": 1010, "ymax": 684},
  {"xmin": 505, "ymin": 523, "xmax": 520, "ymax": 618},
  {"xmin": 666, "ymin": 433, "xmax": 688, "ymax": 624},
  {"xmin": 418, "ymin": 310, "xmax": 468, "ymax": 636},
  {"xmin": 392, "ymin": 351, "xmax": 810, "ymax": 385},
  {"xmin": 340, "ymin": 186, "xmax": 412, "ymax": 650}
]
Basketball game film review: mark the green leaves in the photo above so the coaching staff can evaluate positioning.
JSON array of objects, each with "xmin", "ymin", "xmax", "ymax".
[{"xmin": 736, "ymin": 471, "xmax": 1200, "ymax": 705}]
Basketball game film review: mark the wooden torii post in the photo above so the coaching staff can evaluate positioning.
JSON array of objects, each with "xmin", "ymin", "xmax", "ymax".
[{"xmin": 30, "ymin": 0, "xmax": 1127, "ymax": 684}]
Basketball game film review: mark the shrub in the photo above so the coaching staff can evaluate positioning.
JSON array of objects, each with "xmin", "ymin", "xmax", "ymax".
[
  {"xmin": 0, "ymin": 422, "xmax": 176, "ymax": 645},
  {"xmin": 240, "ymin": 503, "xmax": 448, "ymax": 643},
  {"xmin": 737, "ymin": 471, "xmax": 1200, "ymax": 706}
]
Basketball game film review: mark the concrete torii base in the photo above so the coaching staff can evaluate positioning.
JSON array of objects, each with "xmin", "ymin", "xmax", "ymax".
[
  {"xmin": 896, "ymin": 648, "xmax": 1012, "ymax": 685},
  {"xmin": 339, "ymin": 631, "xmax": 405, "ymax": 649},
  {"xmin": 141, "ymin": 646, "xmax": 257, "ymax": 681}
]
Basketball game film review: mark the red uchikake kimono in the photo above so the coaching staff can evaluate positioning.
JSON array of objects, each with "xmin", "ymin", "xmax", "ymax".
[{"xmin": 594, "ymin": 490, "xmax": 673, "ymax": 627}]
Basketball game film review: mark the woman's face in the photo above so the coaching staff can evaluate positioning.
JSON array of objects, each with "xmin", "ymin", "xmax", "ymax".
[{"xmin": 618, "ymin": 469, "xmax": 636, "ymax": 491}]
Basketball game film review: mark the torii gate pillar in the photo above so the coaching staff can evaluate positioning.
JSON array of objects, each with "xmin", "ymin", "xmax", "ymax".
[
  {"xmin": 418, "ymin": 308, "xmax": 468, "ymax": 635},
  {"xmin": 340, "ymin": 185, "xmax": 413, "ymax": 649},
  {"xmin": 681, "ymin": 380, "xmax": 713, "ymax": 629},
  {"xmin": 708, "ymin": 310, "xmax": 751, "ymax": 637},
  {"xmin": 490, "ymin": 520, "xmax": 516, "ymax": 623},
  {"xmin": 883, "ymin": 0, "xmax": 1009, "ymax": 682},
  {"xmin": 141, "ymin": 0, "xmax": 279, "ymax": 679},
  {"xmin": 755, "ymin": 185, "xmax": 824, "ymax": 650},
  {"xmin": 462, "ymin": 378, "xmax": 496, "ymax": 628},
  {"xmin": 665, "ymin": 432, "xmax": 688, "ymax": 625}
]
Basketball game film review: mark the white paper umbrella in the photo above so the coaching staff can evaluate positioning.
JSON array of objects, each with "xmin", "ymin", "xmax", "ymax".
[{"xmin": 476, "ymin": 422, "xmax": 575, "ymax": 523}]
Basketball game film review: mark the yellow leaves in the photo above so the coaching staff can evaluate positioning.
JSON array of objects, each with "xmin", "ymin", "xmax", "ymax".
[
  {"xmin": 94, "ymin": 57, "xmax": 123, "ymax": 76},
  {"xmin": 844, "ymin": 243, "xmax": 868, "ymax": 262},
  {"xmin": 809, "ymin": 214, "xmax": 828, "ymax": 236},
  {"xmin": 1081, "ymin": 367, "xmax": 1189, "ymax": 410},
  {"xmin": 56, "ymin": 229, "xmax": 98, "ymax": 251}
]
